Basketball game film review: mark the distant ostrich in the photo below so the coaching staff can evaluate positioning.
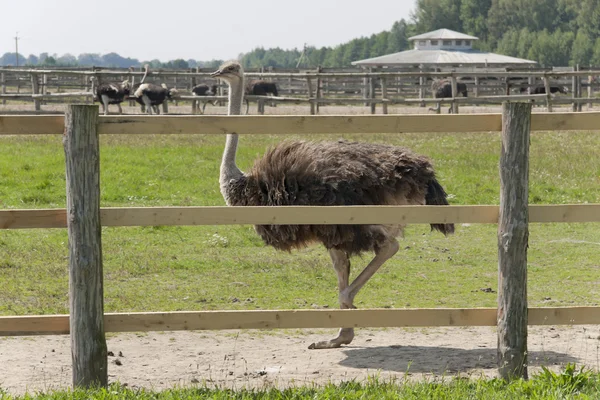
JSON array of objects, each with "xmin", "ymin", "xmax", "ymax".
[
  {"xmin": 244, "ymin": 80, "xmax": 279, "ymax": 113},
  {"xmin": 134, "ymin": 83, "xmax": 178, "ymax": 114},
  {"xmin": 429, "ymin": 79, "xmax": 468, "ymax": 113},
  {"xmin": 191, "ymin": 84, "xmax": 218, "ymax": 114},
  {"xmin": 211, "ymin": 60, "xmax": 454, "ymax": 350},
  {"xmin": 520, "ymin": 85, "xmax": 569, "ymax": 95},
  {"xmin": 93, "ymin": 77, "xmax": 131, "ymax": 115}
]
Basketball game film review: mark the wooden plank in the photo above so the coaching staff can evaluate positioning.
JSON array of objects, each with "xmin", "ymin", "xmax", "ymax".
[
  {"xmin": 2, "ymin": 204, "xmax": 600, "ymax": 230},
  {"xmin": 96, "ymin": 114, "xmax": 504, "ymax": 135},
  {"xmin": 0, "ymin": 115, "xmax": 64, "ymax": 135},
  {"xmin": 2, "ymin": 307, "xmax": 599, "ymax": 336},
  {"xmin": 3, "ymin": 112, "xmax": 600, "ymax": 137}
]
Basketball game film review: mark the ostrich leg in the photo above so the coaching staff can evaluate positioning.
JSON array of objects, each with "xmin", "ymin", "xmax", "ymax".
[{"xmin": 309, "ymin": 238, "xmax": 400, "ymax": 349}]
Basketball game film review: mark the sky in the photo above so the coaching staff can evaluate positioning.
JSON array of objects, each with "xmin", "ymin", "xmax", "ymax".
[{"xmin": 0, "ymin": 0, "xmax": 416, "ymax": 62}]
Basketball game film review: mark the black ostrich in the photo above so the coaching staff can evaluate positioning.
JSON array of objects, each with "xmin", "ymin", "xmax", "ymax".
[
  {"xmin": 429, "ymin": 79, "xmax": 468, "ymax": 114},
  {"xmin": 93, "ymin": 78, "xmax": 132, "ymax": 115},
  {"xmin": 244, "ymin": 80, "xmax": 279, "ymax": 113},
  {"xmin": 211, "ymin": 60, "xmax": 454, "ymax": 350},
  {"xmin": 191, "ymin": 84, "xmax": 218, "ymax": 114}
]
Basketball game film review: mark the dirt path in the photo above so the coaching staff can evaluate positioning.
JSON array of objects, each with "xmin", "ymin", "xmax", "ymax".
[{"xmin": 1, "ymin": 325, "xmax": 599, "ymax": 395}]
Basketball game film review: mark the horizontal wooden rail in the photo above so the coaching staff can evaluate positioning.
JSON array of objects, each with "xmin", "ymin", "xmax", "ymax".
[
  {"xmin": 2, "ymin": 204, "xmax": 599, "ymax": 229},
  {"xmin": 1, "ymin": 112, "xmax": 600, "ymax": 136},
  {"xmin": 1, "ymin": 307, "xmax": 597, "ymax": 336}
]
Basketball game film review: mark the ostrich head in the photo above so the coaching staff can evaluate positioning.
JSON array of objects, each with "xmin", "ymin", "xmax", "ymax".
[
  {"xmin": 210, "ymin": 60, "xmax": 244, "ymax": 85},
  {"xmin": 560, "ymin": 86, "xmax": 569, "ymax": 94}
]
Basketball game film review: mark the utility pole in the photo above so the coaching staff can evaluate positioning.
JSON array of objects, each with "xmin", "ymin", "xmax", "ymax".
[
  {"xmin": 296, "ymin": 43, "xmax": 309, "ymax": 69},
  {"xmin": 14, "ymin": 32, "xmax": 20, "ymax": 67}
]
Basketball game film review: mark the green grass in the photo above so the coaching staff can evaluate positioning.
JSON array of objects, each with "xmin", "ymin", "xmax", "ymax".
[
  {"xmin": 2, "ymin": 365, "xmax": 599, "ymax": 399},
  {"xmin": 1, "ymin": 131, "xmax": 599, "ymax": 315}
]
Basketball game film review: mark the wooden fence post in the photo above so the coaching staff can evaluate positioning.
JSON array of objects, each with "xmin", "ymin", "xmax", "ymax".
[
  {"xmin": 63, "ymin": 104, "xmax": 108, "ymax": 389},
  {"xmin": 307, "ymin": 76, "xmax": 315, "ymax": 115},
  {"xmin": 31, "ymin": 73, "xmax": 41, "ymax": 111},
  {"xmin": 315, "ymin": 66, "xmax": 322, "ymax": 114},
  {"xmin": 571, "ymin": 65, "xmax": 579, "ymax": 112},
  {"xmin": 369, "ymin": 68, "xmax": 376, "ymax": 114},
  {"xmin": 450, "ymin": 75, "xmax": 459, "ymax": 114},
  {"xmin": 542, "ymin": 76, "xmax": 553, "ymax": 112},
  {"xmin": 191, "ymin": 75, "xmax": 197, "ymax": 114},
  {"xmin": 497, "ymin": 101, "xmax": 531, "ymax": 381},
  {"xmin": 588, "ymin": 74, "xmax": 594, "ymax": 110},
  {"xmin": 381, "ymin": 77, "xmax": 388, "ymax": 114},
  {"xmin": 1, "ymin": 72, "xmax": 6, "ymax": 105}
]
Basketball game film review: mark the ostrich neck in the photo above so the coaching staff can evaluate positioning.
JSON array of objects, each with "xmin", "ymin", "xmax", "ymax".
[{"xmin": 220, "ymin": 77, "xmax": 245, "ymax": 197}]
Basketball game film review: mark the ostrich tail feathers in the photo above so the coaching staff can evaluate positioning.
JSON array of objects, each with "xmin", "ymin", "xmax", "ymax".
[{"xmin": 425, "ymin": 178, "xmax": 455, "ymax": 236}]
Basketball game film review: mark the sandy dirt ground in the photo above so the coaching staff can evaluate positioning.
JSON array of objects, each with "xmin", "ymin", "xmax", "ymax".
[{"xmin": 1, "ymin": 325, "xmax": 599, "ymax": 395}]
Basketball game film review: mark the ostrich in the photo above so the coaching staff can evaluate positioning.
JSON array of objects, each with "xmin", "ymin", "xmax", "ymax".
[
  {"xmin": 93, "ymin": 77, "xmax": 131, "ymax": 115},
  {"xmin": 133, "ymin": 82, "xmax": 178, "ymax": 114},
  {"xmin": 429, "ymin": 79, "xmax": 468, "ymax": 114},
  {"xmin": 244, "ymin": 80, "xmax": 279, "ymax": 113},
  {"xmin": 211, "ymin": 60, "xmax": 454, "ymax": 350},
  {"xmin": 520, "ymin": 85, "xmax": 569, "ymax": 95},
  {"xmin": 191, "ymin": 84, "xmax": 218, "ymax": 113}
]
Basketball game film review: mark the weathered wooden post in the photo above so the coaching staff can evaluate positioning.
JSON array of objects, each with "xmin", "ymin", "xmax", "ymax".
[
  {"xmin": 191, "ymin": 75, "xmax": 197, "ymax": 114},
  {"xmin": 381, "ymin": 77, "xmax": 388, "ymax": 114},
  {"xmin": 542, "ymin": 76, "xmax": 553, "ymax": 112},
  {"xmin": 369, "ymin": 68, "xmax": 376, "ymax": 114},
  {"xmin": 571, "ymin": 65, "xmax": 579, "ymax": 112},
  {"xmin": 450, "ymin": 75, "xmax": 459, "ymax": 114},
  {"xmin": 63, "ymin": 104, "xmax": 108, "ymax": 389},
  {"xmin": 1, "ymin": 72, "xmax": 6, "ymax": 105},
  {"xmin": 497, "ymin": 101, "xmax": 531, "ymax": 381},
  {"xmin": 306, "ymin": 76, "xmax": 315, "ymax": 115},
  {"xmin": 588, "ymin": 74, "xmax": 594, "ymax": 110},
  {"xmin": 315, "ymin": 66, "xmax": 322, "ymax": 114},
  {"xmin": 31, "ymin": 73, "xmax": 41, "ymax": 111}
]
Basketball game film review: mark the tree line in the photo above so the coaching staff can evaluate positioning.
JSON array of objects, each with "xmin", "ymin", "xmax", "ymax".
[
  {"xmin": 0, "ymin": 51, "xmax": 224, "ymax": 70},
  {"xmin": 3, "ymin": 0, "xmax": 600, "ymax": 69}
]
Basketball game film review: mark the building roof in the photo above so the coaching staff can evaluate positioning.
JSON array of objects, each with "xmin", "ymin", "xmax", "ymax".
[
  {"xmin": 408, "ymin": 29, "xmax": 479, "ymax": 41},
  {"xmin": 352, "ymin": 49, "xmax": 537, "ymax": 67}
]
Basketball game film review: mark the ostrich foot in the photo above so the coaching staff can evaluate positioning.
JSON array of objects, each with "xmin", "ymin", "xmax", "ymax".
[{"xmin": 308, "ymin": 328, "xmax": 354, "ymax": 349}]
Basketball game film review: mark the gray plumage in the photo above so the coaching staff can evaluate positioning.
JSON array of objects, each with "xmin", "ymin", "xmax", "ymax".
[
  {"xmin": 212, "ymin": 60, "xmax": 454, "ymax": 350},
  {"xmin": 222, "ymin": 140, "xmax": 454, "ymax": 255}
]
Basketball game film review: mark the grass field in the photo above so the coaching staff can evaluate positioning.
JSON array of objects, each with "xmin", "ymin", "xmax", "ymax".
[
  {"xmin": 1, "ymin": 130, "xmax": 599, "ymax": 315},
  {"xmin": 2, "ymin": 365, "xmax": 600, "ymax": 399}
]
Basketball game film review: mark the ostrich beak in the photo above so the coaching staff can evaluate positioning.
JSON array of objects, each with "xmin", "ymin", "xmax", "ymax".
[{"xmin": 210, "ymin": 70, "xmax": 223, "ymax": 78}]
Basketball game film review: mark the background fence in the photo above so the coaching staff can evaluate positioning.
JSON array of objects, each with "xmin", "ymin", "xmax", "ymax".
[
  {"xmin": 1, "ymin": 66, "xmax": 600, "ymax": 114},
  {"xmin": 0, "ymin": 108, "xmax": 599, "ymax": 385}
]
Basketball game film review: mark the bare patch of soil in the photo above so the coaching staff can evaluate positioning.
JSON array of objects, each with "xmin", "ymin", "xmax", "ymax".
[{"xmin": 1, "ymin": 326, "xmax": 599, "ymax": 395}]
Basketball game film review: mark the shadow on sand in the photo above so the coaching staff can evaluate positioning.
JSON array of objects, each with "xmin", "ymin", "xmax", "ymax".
[{"xmin": 339, "ymin": 345, "xmax": 579, "ymax": 374}]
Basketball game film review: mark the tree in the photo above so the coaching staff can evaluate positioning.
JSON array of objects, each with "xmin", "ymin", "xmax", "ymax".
[
  {"xmin": 460, "ymin": 0, "xmax": 492, "ymax": 41},
  {"xmin": 411, "ymin": 0, "xmax": 463, "ymax": 33},
  {"xmin": 571, "ymin": 31, "xmax": 593, "ymax": 66}
]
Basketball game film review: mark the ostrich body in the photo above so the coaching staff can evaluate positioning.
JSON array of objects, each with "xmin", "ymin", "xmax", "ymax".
[
  {"xmin": 429, "ymin": 79, "xmax": 467, "ymax": 114},
  {"xmin": 212, "ymin": 61, "xmax": 454, "ymax": 350},
  {"xmin": 520, "ymin": 85, "xmax": 568, "ymax": 95},
  {"xmin": 94, "ymin": 79, "xmax": 131, "ymax": 115},
  {"xmin": 133, "ymin": 83, "xmax": 178, "ymax": 115},
  {"xmin": 244, "ymin": 80, "xmax": 279, "ymax": 113},
  {"xmin": 191, "ymin": 84, "xmax": 218, "ymax": 113}
]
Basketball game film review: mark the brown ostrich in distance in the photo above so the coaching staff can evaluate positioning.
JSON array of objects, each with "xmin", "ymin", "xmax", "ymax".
[{"xmin": 211, "ymin": 60, "xmax": 455, "ymax": 350}]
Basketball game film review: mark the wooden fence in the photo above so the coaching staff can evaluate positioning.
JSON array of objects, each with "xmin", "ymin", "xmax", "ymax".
[
  {"xmin": 1, "ymin": 66, "xmax": 599, "ymax": 114},
  {"xmin": 1, "ymin": 108, "xmax": 599, "ymax": 386}
]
